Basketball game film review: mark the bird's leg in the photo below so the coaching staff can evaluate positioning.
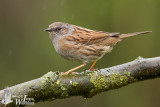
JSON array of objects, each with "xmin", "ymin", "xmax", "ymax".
[
  {"xmin": 89, "ymin": 61, "xmax": 97, "ymax": 71},
  {"xmin": 61, "ymin": 63, "xmax": 87, "ymax": 75}
]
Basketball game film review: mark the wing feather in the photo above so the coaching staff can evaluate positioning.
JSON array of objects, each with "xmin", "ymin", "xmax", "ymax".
[{"xmin": 65, "ymin": 26, "xmax": 120, "ymax": 45}]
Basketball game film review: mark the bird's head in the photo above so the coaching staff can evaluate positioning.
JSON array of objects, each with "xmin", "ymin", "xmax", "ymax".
[{"xmin": 45, "ymin": 22, "xmax": 74, "ymax": 39}]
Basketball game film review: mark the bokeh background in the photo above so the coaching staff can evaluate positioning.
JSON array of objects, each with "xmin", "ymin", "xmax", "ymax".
[{"xmin": 0, "ymin": 0, "xmax": 159, "ymax": 107}]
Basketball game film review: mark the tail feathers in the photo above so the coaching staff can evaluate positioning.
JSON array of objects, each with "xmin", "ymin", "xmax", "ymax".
[{"xmin": 118, "ymin": 31, "xmax": 152, "ymax": 39}]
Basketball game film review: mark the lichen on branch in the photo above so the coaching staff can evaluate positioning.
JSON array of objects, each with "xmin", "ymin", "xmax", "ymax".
[{"xmin": 0, "ymin": 56, "xmax": 160, "ymax": 107}]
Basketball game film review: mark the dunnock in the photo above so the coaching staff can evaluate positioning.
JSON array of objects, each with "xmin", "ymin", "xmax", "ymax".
[{"xmin": 45, "ymin": 22, "xmax": 151, "ymax": 75}]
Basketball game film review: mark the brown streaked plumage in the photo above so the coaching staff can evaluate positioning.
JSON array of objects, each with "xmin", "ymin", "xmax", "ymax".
[{"xmin": 45, "ymin": 22, "xmax": 152, "ymax": 75}]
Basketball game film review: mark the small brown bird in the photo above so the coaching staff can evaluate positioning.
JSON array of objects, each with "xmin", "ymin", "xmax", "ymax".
[{"xmin": 45, "ymin": 22, "xmax": 151, "ymax": 75}]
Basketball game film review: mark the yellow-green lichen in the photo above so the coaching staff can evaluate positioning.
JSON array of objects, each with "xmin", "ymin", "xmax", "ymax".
[
  {"xmin": 127, "ymin": 72, "xmax": 131, "ymax": 77},
  {"xmin": 88, "ymin": 71, "xmax": 137, "ymax": 97},
  {"xmin": 29, "ymin": 72, "xmax": 70, "ymax": 101},
  {"xmin": 106, "ymin": 72, "xmax": 138, "ymax": 88},
  {"xmin": 73, "ymin": 82, "xmax": 78, "ymax": 86},
  {"xmin": 55, "ymin": 80, "xmax": 69, "ymax": 97},
  {"xmin": 56, "ymin": 80, "xmax": 60, "ymax": 85},
  {"xmin": 89, "ymin": 72, "xmax": 106, "ymax": 97}
]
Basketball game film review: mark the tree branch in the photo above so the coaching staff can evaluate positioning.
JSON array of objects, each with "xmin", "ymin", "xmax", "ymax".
[{"xmin": 0, "ymin": 56, "xmax": 160, "ymax": 107}]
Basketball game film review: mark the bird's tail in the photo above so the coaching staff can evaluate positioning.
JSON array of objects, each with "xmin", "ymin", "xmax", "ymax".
[{"xmin": 118, "ymin": 31, "xmax": 152, "ymax": 39}]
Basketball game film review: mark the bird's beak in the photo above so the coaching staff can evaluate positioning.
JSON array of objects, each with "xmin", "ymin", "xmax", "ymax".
[{"xmin": 45, "ymin": 28, "xmax": 52, "ymax": 32}]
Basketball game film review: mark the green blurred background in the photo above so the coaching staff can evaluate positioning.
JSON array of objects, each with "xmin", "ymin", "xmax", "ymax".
[{"xmin": 0, "ymin": 0, "xmax": 159, "ymax": 107}]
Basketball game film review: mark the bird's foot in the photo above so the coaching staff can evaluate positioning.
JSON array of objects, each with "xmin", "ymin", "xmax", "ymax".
[
  {"xmin": 61, "ymin": 63, "xmax": 87, "ymax": 75},
  {"xmin": 89, "ymin": 68, "xmax": 98, "ymax": 71},
  {"xmin": 61, "ymin": 71, "xmax": 79, "ymax": 75}
]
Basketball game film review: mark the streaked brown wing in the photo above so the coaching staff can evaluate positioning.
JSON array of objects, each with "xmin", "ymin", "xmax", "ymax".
[{"xmin": 65, "ymin": 26, "xmax": 120, "ymax": 45}]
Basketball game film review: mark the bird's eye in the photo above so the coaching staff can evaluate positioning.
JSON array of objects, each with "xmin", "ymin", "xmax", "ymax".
[{"xmin": 54, "ymin": 27, "xmax": 62, "ymax": 32}]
